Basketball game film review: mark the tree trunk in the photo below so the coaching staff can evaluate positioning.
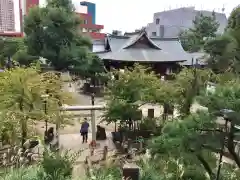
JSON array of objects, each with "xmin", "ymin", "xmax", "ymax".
[
  {"xmin": 196, "ymin": 153, "xmax": 215, "ymax": 179},
  {"xmin": 227, "ymin": 125, "xmax": 240, "ymax": 167},
  {"xmin": 19, "ymin": 100, "xmax": 27, "ymax": 147},
  {"xmin": 182, "ymin": 97, "xmax": 192, "ymax": 117}
]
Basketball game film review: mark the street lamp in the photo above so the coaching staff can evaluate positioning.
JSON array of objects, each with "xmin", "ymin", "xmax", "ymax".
[
  {"xmin": 90, "ymin": 93, "xmax": 97, "ymax": 147},
  {"xmin": 41, "ymin": 93, "xmax": 49, "ymax": 133}
]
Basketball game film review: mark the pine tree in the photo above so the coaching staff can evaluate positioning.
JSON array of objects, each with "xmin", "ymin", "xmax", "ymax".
[{"xmin": 24, "ymin": 0, "xmax": 91, "ymax": 70}]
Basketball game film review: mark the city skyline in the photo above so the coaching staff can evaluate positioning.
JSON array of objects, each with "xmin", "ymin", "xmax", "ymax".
[{"xmin": 13, "ymin": 0, "xmax": 239, "ymax": 33}]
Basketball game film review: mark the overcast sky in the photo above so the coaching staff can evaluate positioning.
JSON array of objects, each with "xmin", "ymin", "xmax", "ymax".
[{"xmin": 14, "ymin": 0, "xmax": 239, "ymax": 33}]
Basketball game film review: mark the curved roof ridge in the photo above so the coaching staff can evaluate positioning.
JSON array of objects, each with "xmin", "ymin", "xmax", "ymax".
[{"xmin": 122, "ymin": 30, "xmax": 161, "ymax": 50}]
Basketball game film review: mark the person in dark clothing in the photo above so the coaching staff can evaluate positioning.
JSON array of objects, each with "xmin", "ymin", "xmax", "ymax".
[
  {"xmin": 128, "ymin": 119, "xmax": 133, "ymax": 130},
  {"xmin": 80, "ymin": 118, "xmax": 89, "ymax": 143},
  {"xmin": 44, "ymin": 127, "xmax": 54, "ymax": 144}
]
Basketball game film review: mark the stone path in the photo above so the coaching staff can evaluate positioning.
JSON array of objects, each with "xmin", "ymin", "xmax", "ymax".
[{"xmin": 59, "ymin": 78, "xmax": 116, "ymax": 178}]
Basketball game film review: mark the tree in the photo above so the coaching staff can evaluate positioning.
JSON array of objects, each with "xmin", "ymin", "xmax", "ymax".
[
  {"xmin": 103, "ymin": 65, "xmax": 163, "ymax": 129},
  {"xmin": 149, "ymin": 112, "xmax": 220, "ymax": 179},
  {"xmin": 0, "ymin": 66, "xmax": 74, "ymax": 146},
  {"xmin": 0, "ymin": 67, "xmax": 45, "ymax": 145},
  {"xmin": 0, "ymin": 37, "xmax": 23, "ymax": 68},
  {"xmin": 204, "ymin": 6, "xmax": 240, "ymax": 74},
  {"xmin": 179, "ymin": 30, "xmax": 201, "ymax": 52},
  {"xmin": 227, "ymin": 5, "xmax": 240, "ymax": 29},
  {"xmin": 149, "ymin": 78, "xmax": 240, "ymax": 179},
  {"xmin": 173, "ymin": 67, "xmax": 215, "ymax": 117},
  {"xmin": 0, "ymin": 37, "xmax": 37, "ymax": 68},
  {"xmin": 103, "ymin": 64, "xmax": 214, "ymax": 127},
  {"xmin": 24, "ymin": 0, "xmax": 92, "ymax": 71},
  {"xmin": 179, "ymin": 12, "xmax": 219, "ymax": 52},
  {"xmin": 198, "ymin": 79, "xmax": 240, "ymax": 166},
  {"xmin": 71, "ymin": 53, "xmax": 106, "ymax": 86}
]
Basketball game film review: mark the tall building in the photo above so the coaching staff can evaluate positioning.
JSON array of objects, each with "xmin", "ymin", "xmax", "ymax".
[
  {"xmin": 25, "ymin": 0, "xmax": 39, "ymax": 14},
  {"xmin": 146, "ymin": 7, "xmax": 228, "ymax": 38},
  {"xmin": 0, "ymin": 0, "xmax": 15, "ymax": 32},
  {"xmin": 78, "ymin": 1, "xmax": 105, "ymax": 40}
]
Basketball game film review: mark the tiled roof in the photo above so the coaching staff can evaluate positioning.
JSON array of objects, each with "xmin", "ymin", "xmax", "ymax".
[
  {"xmin": 97, "ymin": 30, "xmax": 191, "ymax": 63},
  {"xmin": 180, "ymin": 52, "xmax": 207, "ymax": 66}
]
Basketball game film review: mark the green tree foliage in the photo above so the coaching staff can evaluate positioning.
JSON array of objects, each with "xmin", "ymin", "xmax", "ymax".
[
  {"xmin": 103, "ymin": 65, "xmax": 214, "ymax": 126},
  {"xmin": 227, "ymin": 5, "xmax": 240, "ymax": 29},
  {"xmin": 173, "ymin": 67, "xmax": 215, "ymax": 117},
  {"xmin": 103, "ymin": 65, "xmax": 162, "ymax": 126},
  {"xmin": 71, "ymin": 53, "xmax": 106, "ymax": 85},
  {"xmin": 149, "ymin": 112, "xmax": 219, "ymax": 179},
  {"xmin": 0, "ymin": 67, "xmax": 46, "ymax": 145},
  {"xmin": 1, "ymin": 149, "xmax": 78, "ymax": 180},
  {"xmin": 204, "ymin": 6, "xmax": 240, "ymax": 73},
  {"xmin": 149, "ymin": 79, "xmax": 240, "ymax": 179},
  {"xmin": 179, "ymin": 12, "xmax": 219, "ymax": 52},
  {"xmin": 0, "ymin": 37, "xmax": 37, "ymax": 67},
  {"xmin": 0, "ymin": 66, "xmax": 74, "ymax": 145},
  {"xmin": 24, "ymin": 0, "xmax": 92, "ymax": 70}
]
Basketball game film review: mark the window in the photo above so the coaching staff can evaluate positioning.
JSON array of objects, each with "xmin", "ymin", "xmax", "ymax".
[
  {"xmin": 83, "ymin": 20, "xmax": 88, "ymax": 24},
  {"xmin": 156, "ymin": 18, "xmax": 160, "ymax": 24},
  {"xmin": 152, "ymin": 32, "xmax": 156, "ymax": 36},
  {"xmin": 92, "ymin": 29, "xmax": 100, "ymax": 33}
]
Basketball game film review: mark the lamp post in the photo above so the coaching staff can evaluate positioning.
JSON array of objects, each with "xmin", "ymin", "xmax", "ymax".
[
  {"xmin": 90, "ymin": 93, "xmax": 97, "ymax": 147},
  {"xmin": 41, "ymin": 94, "xmax": 49, "ymax": 133}
]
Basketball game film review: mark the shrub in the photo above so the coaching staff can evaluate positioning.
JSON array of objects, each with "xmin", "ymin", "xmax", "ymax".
[{"xmin": 41, "ymin": 149, "xmax": 79, "ymax": 178}]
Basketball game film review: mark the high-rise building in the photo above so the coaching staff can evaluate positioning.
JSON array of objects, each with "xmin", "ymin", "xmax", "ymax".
[{"xmin": 0, "ymin": 0, "xmax": 15, "ymax": 32}]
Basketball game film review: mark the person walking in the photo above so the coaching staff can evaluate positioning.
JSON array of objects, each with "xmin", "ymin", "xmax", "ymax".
[{"xmin": 80, "ymin": 118, "xmax": 89, "ymax": 143}]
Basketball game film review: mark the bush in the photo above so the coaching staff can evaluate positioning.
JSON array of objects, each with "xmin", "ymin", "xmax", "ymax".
[
  {"xmin": 139, "ymin": 118, "xmax": 158, "ymax": 131},
  {"xmin": 41, "ymin": 149, "xmax": 79, "ymax": 179},
  {"xmin": 0, "ymin": 166, "xmax": 39, "ymax": 180},
  {"xmin": 0, "ymin": 149, "xmax": 79, "ymax": 180}
]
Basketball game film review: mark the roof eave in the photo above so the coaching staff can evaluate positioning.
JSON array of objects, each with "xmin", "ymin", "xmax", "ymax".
[{"xmin": 99, "ymin": 58, "xmax": 186, "ymax": 63}]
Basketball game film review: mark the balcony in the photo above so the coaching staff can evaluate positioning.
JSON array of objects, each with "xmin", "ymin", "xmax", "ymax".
[
  {"xmin": 0, "ymin": 32, "xmax": 23, "ymax": 37},
  {"xmin": 82, "ymin": 32, "xmax": 105, "ymax": 40},
  {"xmin": 80, "ymin": 24, "xmax": 104, "ymax": 30}
]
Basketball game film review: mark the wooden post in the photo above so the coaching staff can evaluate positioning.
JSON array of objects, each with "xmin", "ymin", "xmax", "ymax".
[
  {"xmin": 90, "ymin": 147, "xmax": 94, "ymax": 156},
  {"xmin": 127, "ymin": 138, "xmax": 132, "ymax": 150},
  {"xmin": 86, "ymin": 156, "xmax": 94, "ymax": 178},
  {"xmin": 123, "ymin": 163, "xmax": 140, "ymax": 180},
  {"xmin": 102, "ymin": 146, "xmax": 108, "ymax": 160},
  {"xmin": 139, "ymin": 136, "xmax": 143, "ymax": 151}
]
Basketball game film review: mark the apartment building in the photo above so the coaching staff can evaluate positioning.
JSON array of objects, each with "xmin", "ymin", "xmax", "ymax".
[{"xmin": 0, "ymin": 0, "xmax": 15, "ymax": 32}]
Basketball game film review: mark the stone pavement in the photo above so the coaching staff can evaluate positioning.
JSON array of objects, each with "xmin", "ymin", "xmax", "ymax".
[
  {"xmin": 59, "ymin": 131, "xmax": 115, "ymax": 162},
  {"xmin": 59, "ymin": 77, "xmax": 117, "ymax": 178},
  {"xmin": 60, "ymin": 131, "xmax": 116, "ymax": 178}
]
